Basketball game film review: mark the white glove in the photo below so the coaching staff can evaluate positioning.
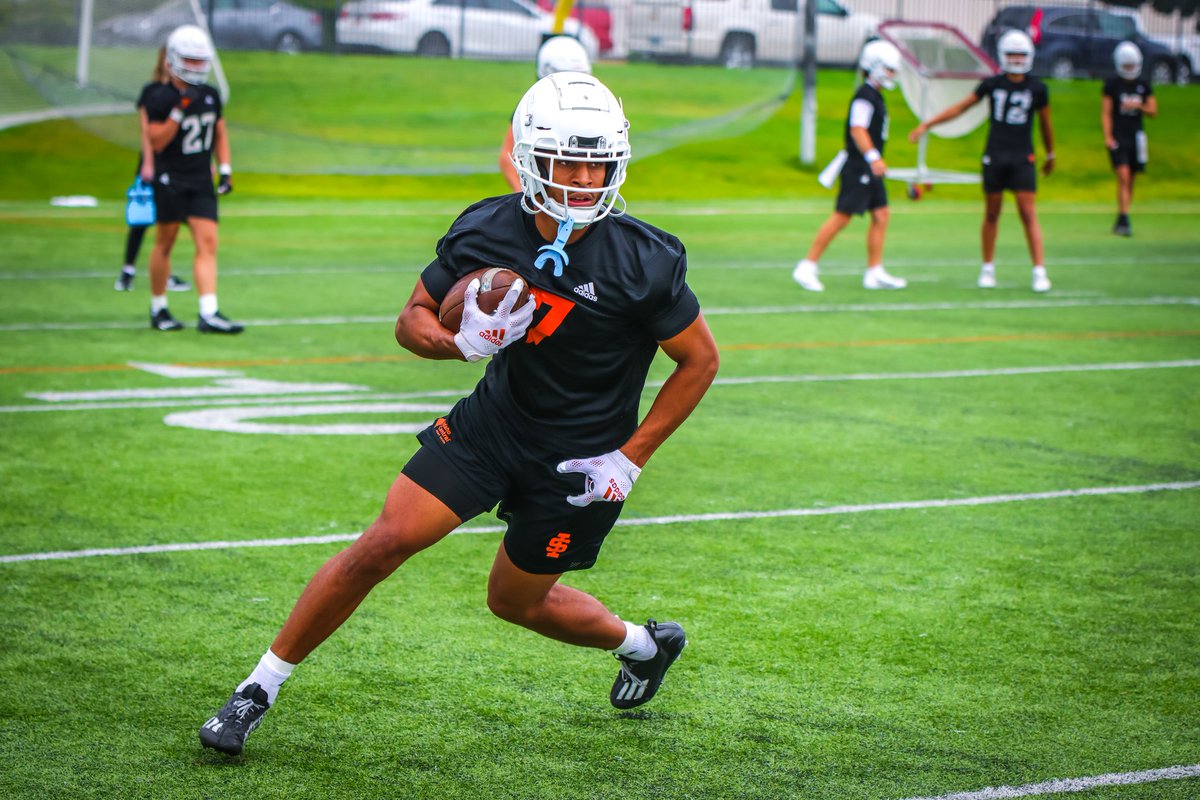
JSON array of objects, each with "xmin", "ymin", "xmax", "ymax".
[
  {"xmin": 453, "ymin": 278, "xmax": 536, "ymax": 362},
  {"xmin": 556, "ymin": 449, "xmax": 642, "ymax": 507}
]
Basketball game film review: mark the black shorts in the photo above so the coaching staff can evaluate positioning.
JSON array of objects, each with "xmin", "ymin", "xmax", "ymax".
[
  {"xmin": 835, "ymin": 166, "xmax": 888, "ymax": 215},
  {"xmin": 401, "ymin": 396, "xmax": 625, "ymax": 575},
  {"xmin": 1108, "ymin": 140, "xmax": 1146, "ymax": 173},
  {"xmin": 154, "ymin": 176, "xmax": 218, "ymax": 223},
  {"xmin": 981, "ymin": 154, "xmax": 1037, "ymax": 194}
]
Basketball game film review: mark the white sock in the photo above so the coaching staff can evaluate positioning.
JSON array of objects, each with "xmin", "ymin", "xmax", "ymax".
[
  {"xmin": 199, "ymin": 293, "xmax": 218, "ymax": 318},
  {"xmin": 121, "ymin": 265, "xmax": 135, "ymax": 274},
  {"xmin": 800, "ymin": 259, "xmax": 817, "ymax": 270},
  {"xmin": 612, "ymin": 620, "xmax": 658, "ymax": 662},
  {"xmin": 237, "ymin": 648, "xmax": 296, "ymax": 705},
  {"xmin": 981, "ymin": 262, "xmax": 995, "ymax": 275},
  {"xmin": 866, "ymin": 264, "xmax": 883, "ymax": 273},
  {"xmin": 1032, "ymin": 265, "xmax": 1046, "ymax": 276},
  {"xmin": 150, "ymin": 295, "xmax": 168, "ymax": 314}
]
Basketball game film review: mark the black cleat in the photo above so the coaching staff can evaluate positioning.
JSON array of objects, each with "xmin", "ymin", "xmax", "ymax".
[
  {"xmin": 150, "ymin": 308, "xmax": 183, "ymax": 331},
  {"xmin": 114, "ymin": 271, "xmax": 135, "ymax": 291},
  {"xmin": 610, "ymin": 619, "xmax": 687, "ymax": 709},
  {"xmin": 198, "ymin": 311, "xmax": 244, "ymax": 334},
  {"xmin": 199, "ymin": 683, "xmax": 270, "ymax": 756},
  {"xmin": 167, "ymin": 274, "xmax": 192, "ymax": 292},
  {"xmin": 1113, "ymin": 215, "xmax": 1132, "ymax": 237}
]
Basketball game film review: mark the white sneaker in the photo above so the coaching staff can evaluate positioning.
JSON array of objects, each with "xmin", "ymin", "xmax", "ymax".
[
  {"xmin": 792, "ymin": 260, "xmax": 824, "ymax": 292},
  {"xmin": 977, "ymin": 267, "xmax": 997, "ymax": 289},
  {"xmin": 1032, "ymin": 269, "xmax": 1051, "ymax": 293},
  {"xmin": 863, "ymin": 267, "xmax": 906, "ymax": 290}
]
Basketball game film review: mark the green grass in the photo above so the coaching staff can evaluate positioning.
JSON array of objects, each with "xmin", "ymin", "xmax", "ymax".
[{"xmin": 1, "ymin": 55, "xmax": 1199, "ymax": 800}]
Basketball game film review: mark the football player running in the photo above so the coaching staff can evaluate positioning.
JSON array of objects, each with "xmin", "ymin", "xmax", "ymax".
[
  {"xmin": 198, "ymin": 72, "xmax": 719, "ymax": 757},
  {"xmin": 1102, "ymin": 41, "xmax": 1157, "ymax": 237},
  {"xmin": 910, "ymin": 30, "xmax": 1056, "ymax": 292},
  {"xmin": 794, "ymin": 40, "xmax": 908, "ymax": 292},
  {"xmin": 143, "ymin": 25, "xmax": 242, "ymax": 333}
]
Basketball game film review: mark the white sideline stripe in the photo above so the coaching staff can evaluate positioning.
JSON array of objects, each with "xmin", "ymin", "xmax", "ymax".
[
  {"xmin": 2, "ymin": 481, "xmax": 1196, "ymax": 565},
  {"xmin": 896, "ymin": 762, "xmax": 1200, "ymax": 800},
  {"xmin": 1, "ymin": 297, "xmax": 1196, "ymax": 332},
  {"xmin": 2, "ymin": 360, "xmax": 1197, "ymax": 415}
]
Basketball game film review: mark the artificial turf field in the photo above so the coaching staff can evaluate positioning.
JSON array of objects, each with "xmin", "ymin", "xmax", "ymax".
[{"xmin": 1, "ymin": 55, "xmax": 1199, "ymax": 800}]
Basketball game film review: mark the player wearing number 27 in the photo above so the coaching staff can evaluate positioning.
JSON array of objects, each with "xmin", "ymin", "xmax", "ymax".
[
  {"xmin": 910, "ymin": 30, "xmax": 1056, "ymax": 293},
  {"xmin": 142, "ymin": 24, "xmax": 242, "ymax": 333},
  {"xmin": 198, "ymin": 71, "xmax": 719, "ymax": 756}
]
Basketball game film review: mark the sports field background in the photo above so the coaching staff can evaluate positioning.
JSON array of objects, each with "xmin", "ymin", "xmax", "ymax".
[{"xmin": 0, "ymin": 54, "xmax": 1198, "ymax": 799}]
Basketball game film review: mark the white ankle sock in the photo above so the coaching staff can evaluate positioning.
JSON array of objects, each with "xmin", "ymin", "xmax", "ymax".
[
  {"xmin": 199, "ymin": 294, "xmax": 218, "ymax": 319},
  {"xmin": 981, "ymin": 262, "xmax": 995, "ymax": 274},
  {"xmin": 238, "ymin": 649, "xmax": 296, "ymax": 705},
  {"xmin": 612, "ymin": 620, "xmax": 658, "ymax": 661},
  {"xmin": 1032, "ymin": 265, "xmax": 1046, "ymax": 276},
  {"xmin": 150, "ymin": 295, "xmax": 168, "ymax": 314}
]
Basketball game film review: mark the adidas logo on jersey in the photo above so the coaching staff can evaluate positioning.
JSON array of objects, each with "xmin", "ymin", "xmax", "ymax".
[{"xmin": 573, "ymin": 282, "xmax": 598, "ymax": 302}]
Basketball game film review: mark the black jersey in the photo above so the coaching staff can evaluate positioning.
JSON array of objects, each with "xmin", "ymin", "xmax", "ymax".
[
  {"xmin": 140, "ymin": 81, "xmax": 223, "ymax": 185},
  {"xmin": 1103, "ymin": 77, "xmax": 1153, "ymax": 144},
  {"xmin": 843, "ymin": 82, "xmax": 888, "ymax": 169},
  {"xmin": 974, "ymin": 74, "xmax": 1048, "ymax": 160},
  {"xmin": 420, "ymin": 195, "xmax": 701, "ymax": 451}
]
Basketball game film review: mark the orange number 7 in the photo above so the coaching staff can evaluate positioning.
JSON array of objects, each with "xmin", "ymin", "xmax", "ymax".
[{"xmin": 525, "ymin": 288, "xmax": 576, "ymax": 345}]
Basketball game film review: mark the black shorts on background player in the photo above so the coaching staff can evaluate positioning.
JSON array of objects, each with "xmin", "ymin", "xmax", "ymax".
[
  {"xmin": 836, "ymin": 167, "xmax": 887, "ymax": 215},
  {"xmin": 408, "ymin": 195, "xmax": 700, "ymax": 574},
  {"xmin": 982, "ymin": 154, "xmax": 1037, "ymax": 193}
]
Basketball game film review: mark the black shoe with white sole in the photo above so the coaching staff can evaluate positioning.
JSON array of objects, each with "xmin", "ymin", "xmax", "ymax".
[
  {"xmin": 150, "ymin": 308, "xmax": 183, "ymax": 331},
  {"xmin": 115, "ymin": 270, "xmax": 135, "ymax": 291},
  {"xmin": 167, "ymin": 274, "xmax": 192, "ymax": 292},
  {"xmin": 610, "ymin": 619, "xmax": 687, "ymax": 709},
  {"xmin": 198, "ymin": 311, "xmax": 244, "ymax": 334},
  {"xmin": 199, "ymin": 683, "xmax": 270, "ymax": 756}
]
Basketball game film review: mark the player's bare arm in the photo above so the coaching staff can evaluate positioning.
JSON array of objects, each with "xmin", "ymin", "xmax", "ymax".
[
  {"xmin": 619, "ymin": 314, "xmax": 719, "ymax": 468},
  {"xmin": 394, "ymin": 278, "xmax": 463, "ymax": 360},
  {"xmin": 1038, "ymin": 106, "xmax": 1056, "ymax": 176},
  {"xmin": 138, "ymin": 108, "xmax": 155, "ymax": 181},
  {"xmin": 849, "ymin": 126, "xmax": 886, "ymax": 176},
  {"xmin": 1142, "ymin": 95, "xmax": 1158, "ymax": 117},
  {"xmin": 909, "ymin": 93, "xmax": 979, "ymax": 142},
  {"xmin": 1101, "ymin": 95, "xmax": 1116, "ymax": 149},
  {"xmin": 147, "ymin": 114, "xmax": 181, "ymax": 152}
]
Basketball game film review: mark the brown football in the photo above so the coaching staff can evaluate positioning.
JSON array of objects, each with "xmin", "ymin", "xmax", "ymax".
[{"xmin": 438, "ymin": 267, "xmax": 530, "ymax": 333}]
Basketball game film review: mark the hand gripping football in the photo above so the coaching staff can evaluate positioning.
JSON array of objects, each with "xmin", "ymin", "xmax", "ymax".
[{"xmin": 438, "ymin": 267, "xmax": 530, "ymax": 333}]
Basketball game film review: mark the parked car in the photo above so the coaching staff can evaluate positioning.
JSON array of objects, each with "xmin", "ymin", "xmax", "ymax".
[
  {"xmin": 980, "ymin": 5, "xmax": 1183, "ymax": 83},
  {"xmin": 535, "ymin": 0, "xmax": 612, "ymax": 54},
  {"xmin": 626, "ymin": 0, "xmax": 878, "ymax": 69},
  {"xmin": 96, "ymin": 0, "xmax": 323, "ymax": 53},
  {"xmin": 337, "ymin": 0, "xmax": 599, "ymax": 60}
]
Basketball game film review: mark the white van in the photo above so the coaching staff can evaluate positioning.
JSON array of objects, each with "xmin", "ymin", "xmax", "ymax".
[{"xmin": 627, "ymin": 0, "xmax": 878, "ymax": 68}]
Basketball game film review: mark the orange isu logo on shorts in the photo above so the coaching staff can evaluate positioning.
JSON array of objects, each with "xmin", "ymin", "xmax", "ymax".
[
  {"xmin": 434, "ymin": 417, "xmax": 452, "ymax": 444},
  {"xmin": 546, "ymin": 532, "xmax": 571, "ymax": 559}
]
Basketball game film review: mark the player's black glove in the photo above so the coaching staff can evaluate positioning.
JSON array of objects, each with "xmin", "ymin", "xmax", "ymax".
[
  {"xmin": 217, "ymin": 173, "xmax": 233, "ymax": 196},
  {"xmin": 177, "ymin": 85, "xmax": 201, "ymax": 112}
]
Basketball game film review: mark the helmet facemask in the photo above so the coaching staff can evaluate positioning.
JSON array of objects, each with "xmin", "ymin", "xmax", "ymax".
[{"xmin": 512, "ymin": 72, "xmax": 631, "ymax": 229}]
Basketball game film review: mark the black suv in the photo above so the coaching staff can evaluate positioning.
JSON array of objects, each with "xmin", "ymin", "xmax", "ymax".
[{"xmin": 981, "ymin": 5, "xmax": 1185, "ymax": 83}]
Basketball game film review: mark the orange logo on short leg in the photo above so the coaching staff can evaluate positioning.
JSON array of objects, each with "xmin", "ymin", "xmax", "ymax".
[
  {"xmin": 434, "ymin": 417, "xmax": 452, "ymax": 444},
  {"xmin": 546, "ymin": 532, "xmax": 571, "ymax": 559}
]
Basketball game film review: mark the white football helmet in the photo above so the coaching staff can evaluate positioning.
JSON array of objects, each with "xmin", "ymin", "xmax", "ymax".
[
  {"xmin": 537, "ymin": 35, "xmax": 592, "ymax": 79},
  {"xmin": 859, "ymin": 40, "xmax": 902, "ymax": 90},
  {"xmin": 1114, "ymin": 41, "xmax": 1143, "ymax": 80},
  {"xmin": 511, "ymin": 72, "xmax": 630, "ymax": 228},
  {"xmin": 997, "ymin": 29, "xmax": 1034, "ymax": 75},
  {"xmin": 166, "ymin": 24, "xmax": 213, "ymax": 85}
]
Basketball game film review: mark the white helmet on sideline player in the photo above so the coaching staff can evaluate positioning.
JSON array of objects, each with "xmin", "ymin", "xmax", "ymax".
[
  {"xmin": 859, "ymin": 40, "xmax": 902, "ymax": 90},
  {"xmin": 997, "ymin": 29, "xmax": 1035, "ymax": 75},
  {"xmin": 537, "ymin": 35, "xmax": 592, "ymax": 79},
  {"xmin": 511, "ymin": 71, "xmax": 630, "ymax": 228},
  {"xmin": 1114, "ymin": 41, "xmax": 1143, "ymax": 80},
  {"xmin": 166, "ymin": 24, "xmax": 213, "ymax": 85}
]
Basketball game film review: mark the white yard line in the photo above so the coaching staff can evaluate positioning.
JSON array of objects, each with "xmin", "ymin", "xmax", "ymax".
[
  {"xmin": 896, "ymin": 762, "xmax": 1200, "ymax": 800},
  {"xmin": 2, "ymin": 481, "xmax": 1196, "ymax": 565},
  {"xmin": 1, "ymin": 297, "xmax": 1197, "ymax": 333},
  {"xmin": 1, "ymin": 360, "xmax": 1197, "ymax": 415}
]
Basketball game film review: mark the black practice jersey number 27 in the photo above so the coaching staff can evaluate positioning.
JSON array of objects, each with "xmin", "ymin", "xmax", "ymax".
[
  {"xmin": 992, "ymin": 88, "xmax": 1032, "ymax": 125},
  {"xmin": 181, "ymin": 112, "xmax": 217, "ymax": 156}
]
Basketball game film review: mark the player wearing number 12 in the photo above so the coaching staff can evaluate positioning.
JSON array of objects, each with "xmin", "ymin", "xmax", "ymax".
[
  {"xmin": 197, "ymin": 71, "xmax": 719, "ymax": 757},
  {"xmin": 910, "ymin": 30, "xmax": 1056, "ymax": 293},
  {"xmin": 142, "ymin": 24, "xmax": 242, "ymax": 333}
]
